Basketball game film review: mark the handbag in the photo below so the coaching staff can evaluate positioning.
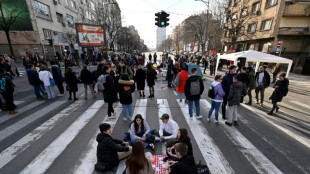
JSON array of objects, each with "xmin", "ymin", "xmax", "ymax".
[{"xmin": 49, "ymin": 78, "xmax": 56, "ymax": 86}]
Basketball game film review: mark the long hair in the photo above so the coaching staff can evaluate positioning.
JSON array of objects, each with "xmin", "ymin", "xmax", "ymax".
[
  {"xmin": 126, "ymin": 140, "xmax": 149, "ymax": 174},
  {"xmin": 146, "ymin": 63, "xmax": 153, "ymax": 73},
  {"xmin": 178, "ymin": 128, "xmax": 188, "ymax": 143},
  {"xmin": 130, "ymin": 114, "xmax": 145, "ymax": 133}
]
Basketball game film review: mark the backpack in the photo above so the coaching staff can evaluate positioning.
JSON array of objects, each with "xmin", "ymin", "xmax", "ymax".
[
  {"xmin": 190, "ymin": 79, "xmax": 201, "ymax": 95},
  {"xmin": 208, "ymin": 85, "xmax": 215, "ymax": 99},
  {"xmin": 97, "ymin": 74, "xmax": 107, "ymax": 90},
  {"xmin": 173, "ymin": 73, "xmax": 181, "ymax": 87},
  {"xmin": 196, "ymin": 161, "xmax": 210, "ymax": 174},
  {"xmin": 0, "ymin": 77, "xmax": 6, "ymax": 93}
]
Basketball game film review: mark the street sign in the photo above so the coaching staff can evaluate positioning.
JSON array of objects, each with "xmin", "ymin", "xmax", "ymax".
[{"xmin": 277, "ymin": 41, "xmax": 283, "ymax": 48}]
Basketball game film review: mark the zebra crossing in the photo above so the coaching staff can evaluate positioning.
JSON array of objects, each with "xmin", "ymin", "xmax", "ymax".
[{"xmin": 0, "ymin": 94, "xmax": 309, "ymax": 174}]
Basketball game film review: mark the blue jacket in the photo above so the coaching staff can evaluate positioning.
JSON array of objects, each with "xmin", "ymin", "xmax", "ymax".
[
  {"xmin": 51, "ymin": 65, "xmax": 63, "ymax": 84},
  {"xmin": 222, "ymin": 72, "xmax": 235, "ymax": 95},
  {"xmin": 26, "ymin": 69, "xmax": 42, "ymax": 86}
]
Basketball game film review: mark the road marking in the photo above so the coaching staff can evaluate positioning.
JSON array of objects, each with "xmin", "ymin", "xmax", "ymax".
[
  {"xmin": 173, "ymin": 91, "xmax": 177, "ymax": 96},
  {"xmin": 157, "ymin": 99, "xmax": 173, "ymax": 155},
  {"xmin": 0, "ymin": 101, "xmax": 65, "ymax": 142},
  {"xmin": 132, "ymin": 99, "xmax": 148, "ymax": 120},
  {"xmin": 289, "ymin": 100, "xmax": 310, "ymax": 110},
  {"xmin": 20, "ymin": 100, "xmax": 104, "ymax": 174},
  {"xmin": 241, "ymin": 103, "xmax": 310, "ymax": 149},
  {"xmin": 201, "ymin": 100, "xmax": 283, "ymax": 174},
  {"xmin": 14, "ymin": 101, "xmax": 24, "ymax": 105},
  {"xmin": 72, "ymin": 102, "xmax": 126, "ymax": 174},
  {"xmin": 177, "ymin": 100, "xmax": 234, "ymax": 174},
  {"xmin": 0, "ymin": 101, "xmax": 84, "ymax": 169},
  {"xmin": 0, "ymin": 101, "xmax": 45, "ymax": 124}
]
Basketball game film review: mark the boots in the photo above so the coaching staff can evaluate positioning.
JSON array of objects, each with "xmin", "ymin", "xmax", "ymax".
[
  {"xmin": 267, "ymin": 111, "xmax": 273, "ymax": 115},
  {"xmin": 8, "ymin": 110, "xmax": 18, "ymax": 115}
]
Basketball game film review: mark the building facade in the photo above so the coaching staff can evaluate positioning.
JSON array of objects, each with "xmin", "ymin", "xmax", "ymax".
[
  {"xmin": 156, "ymin": 27, "xmax": 166, "ymax": 51},
  {"xmin": 0, "ymin": 0, "xmax": 121, "ymax": 61},
  {"xmin": 222, "ymin": 0, "xmax": 310, "ymax": 74}
]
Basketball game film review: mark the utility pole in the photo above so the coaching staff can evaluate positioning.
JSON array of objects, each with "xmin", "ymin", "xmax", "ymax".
[{"xmin": 195, "ymin": 0, "xmax": 209, "ymax": 56}]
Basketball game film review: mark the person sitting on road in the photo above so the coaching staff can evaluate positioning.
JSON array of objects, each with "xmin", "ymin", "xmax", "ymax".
[
  {"xmin": 154, "ymin": 114, "xmax": 179, "ymax": 145},
  {"xmin": 129, "ymin": 114, "xmax": 155, "ymax": 150},
  {"xmin": 95, "ymin": 123, "xmax": 132, "ymax": 172},
  {"xmin": 125, "ymin": 140, "xmax": 155, "ymax": 174},
  {"xmin": 165, "ymin": 143, "xmax": 197, "ymax": 174}
]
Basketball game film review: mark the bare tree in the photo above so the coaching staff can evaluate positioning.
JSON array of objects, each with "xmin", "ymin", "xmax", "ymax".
[{"xmin": 0, "ymin": 0, "xmax": 29, "ymax": 57}]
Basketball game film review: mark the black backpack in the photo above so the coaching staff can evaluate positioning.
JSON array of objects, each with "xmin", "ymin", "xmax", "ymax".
[
  {"xmin": 208, "ymin": 85, "xmax": 215, "ymax": 99},
  {"xmin": 197, "ymin": 161, "xmax": 210, "ymax": 174}
]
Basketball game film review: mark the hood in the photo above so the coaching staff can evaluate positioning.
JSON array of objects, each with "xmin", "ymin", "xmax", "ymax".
[
  {"xmin": 233, "ymin": 81, "xmax": 243, "ymax": 88},
  {"xmin": 96, "ymin": 132, "xmax": 108, "ymax": 143},
  {"xmin": 212, "ymin": 81, "xmax": 221, "ymax": 87},
  {"xmin": 39, "ymin": 70, "xmax": 49, "ymax": 76},
  {"xmin": 118, "ymin": 79, "xmax": 134, "ymax": 85}
]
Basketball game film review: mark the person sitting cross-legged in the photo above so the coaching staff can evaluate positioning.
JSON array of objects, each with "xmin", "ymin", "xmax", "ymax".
[{"xmin": 154, "ymin": 114, "xmax": 179, "ymax": 145}]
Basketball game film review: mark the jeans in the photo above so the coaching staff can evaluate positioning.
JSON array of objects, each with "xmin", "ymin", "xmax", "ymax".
[
  {"xmin": 177, "ymin": 92, "xmax": 186, "ymax": 100},
  {"xmin": 130, "ymin": 132, "xmax": 152, "ymax": 148},
  {"xmin": 208, "ymin": 101, "xmax": 222, "ymax": 120},
  {"xmin": 188, "ymin": 100, "xmax": 200, "ymax": 117},
  {"xmin": 122, "ymin": 104, "xmax": 133, "ymax": 119},
  {"xmin": 84, "ymin": 84, "xmax": 95, "ymax": 97},
  {"xmin": 271, "ymin": 101, "xmax": 278, "ymax": 112},
  {"xmin": 33, "ymin": 85, "xmax": 45, "ymax": 98},
  {"xmin": 248, "ymin": 89, "xmax": 253, "ymax": 104},
  {"xmin": 227, "ymin": 105, "xmax": 238, "ymax": 123},
  {"xmin": 255, "ymin": 86, "xmax": 265, "ymax": 103},
  {"xmin": 45, "ymin": 86, "xmax": 56, "ymax": 99},
  {"xmin": 222, "ymin": 95, "xmax": 228, "ymax": 118},
  {"xmin": 108, "ymin": 102, "xmax": 114, "ymax": 116}
]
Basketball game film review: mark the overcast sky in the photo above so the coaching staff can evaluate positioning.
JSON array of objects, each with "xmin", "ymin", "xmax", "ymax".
[{"xmin": 117, "ymin": 0, "xmax": 208, "ymax": 49}]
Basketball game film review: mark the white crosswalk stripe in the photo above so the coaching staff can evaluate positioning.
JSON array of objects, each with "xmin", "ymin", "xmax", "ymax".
[{"xmin": 20, "ymin": 100, "xmax": 104, "ymax": 174}]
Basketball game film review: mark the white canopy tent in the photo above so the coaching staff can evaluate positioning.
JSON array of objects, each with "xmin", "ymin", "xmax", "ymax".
[{"xmin": 215, "ymin": 50, "xmax": 293, "ymax": 77}]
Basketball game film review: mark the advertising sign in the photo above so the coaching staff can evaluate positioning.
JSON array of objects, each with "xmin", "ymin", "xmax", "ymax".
[{"xmin": 76, "ymin": 24, "xmax": 106, "ymax": 47}]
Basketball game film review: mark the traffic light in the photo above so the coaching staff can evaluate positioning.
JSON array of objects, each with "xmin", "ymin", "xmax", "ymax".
[
  {"xmin": 155, "ymin": 12, "xmax": 161, "ymax": 27},
  {"xmin": 48, "ymin": 39, "xmax": 53, "ymax": 46},
  {"xmin": 161, "ymin": 11, "xmax": 170, "ymax": 27}
]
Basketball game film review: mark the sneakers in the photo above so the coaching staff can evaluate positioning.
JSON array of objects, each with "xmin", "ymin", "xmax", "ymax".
[
  {"xmin": 275, "ymin": 107, "xmax": 279, "ymax": 113},
  {"xmin": 207, "ymin": 118, "xmax": 210, "ymax": 122},
  {"xmin": 123, "ymin": 117, "xmax": 127, "ymax": 121},
  {"xmin": 215, "ymin": 120, "xmax": 219, "ymax": 124},
  {"xmin": 260, "ymin": 103, "xmax": 263, "ymax": 106},
  {"xmin": 233, "ymin": 121, "xmax": 238, "ymax": 126},
  {"xmin": 267, "ymin": 111, "xmax": 273, "ymax": 115},
  {"xmin": 57, "ymin": 93, "xmax": 64, "ymax": 97},
  {"xmin": 189, "ymin": 117, "xmax": 193, "ymax": 120},
  {"xmin": 196, "ymin": 115, "xmax": 203, "ymax": 119},
  {"xmin": 225, "ymin": 121, "xmax": 232, "ymax": 126},
  {"xmin": 112, "ymin": 112, "xmax": 116, "ymax": 117},
  {"xmin": 155, "ymin": 137, "xmax": 161, "ymax": 142},
  {"xmin": 148, "ymin": 143, "xmax": 155, "ymax": 150},
  {"xmin": 74, "ymin": 98, "xmax": 78, "ymax": 101}
]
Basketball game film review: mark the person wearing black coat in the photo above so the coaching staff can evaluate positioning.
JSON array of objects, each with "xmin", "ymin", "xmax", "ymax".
[
  {"xmin": 118, "ymin": 74, "xmax": 135, "ymax": 120},
  {"xmin": 268, "ymin": 73, "xmax": 289, "ymax": 115},
  {"xmin": 80, "ymin": 65, "xmax": 96, "ymax": 100},
  {"xmin": 0, "ymin": 68, "xmax": 18, "ymax": 114},
  {"xmin": 135, "ymin": 65, "xmax": 146, "ymax": 97},
  {"xmin": 95, "ymin": 123, "xmax": 131, "ymax": 172},
  {"xmin": 254, "ymin": 66, "xmax": 271, "ymax": 105},
  {"xmin": 221, "ymin": 65, "xmax": 237, "ymax": 119},
  {"xmin": 146, "ymin": 63, "xmax": 157, "ymax": 98},
  {"xmin": 239, "ymin": 67, "xmax": 248, "ymax": 103},
  {"xmin": 50, "ymin": 61, "xmax": 64, "ymax": 96},
  {"xmin": 166, "ymin": 57, "xmax": 174, "ymax": 88},
  {"xmin": 26, "ymin": 64, "xmax": 45, "ymax": 99},
  {"xmin": 184, "ymin": 68, "xmax": 204, "ymax": 119},
  {"xmin": 65, "ymin": 67, "xmax": 79, "ymax": 100},
  {"xmin": 103, "ymin": 66, "xmax": 117, "ymax": 119}
]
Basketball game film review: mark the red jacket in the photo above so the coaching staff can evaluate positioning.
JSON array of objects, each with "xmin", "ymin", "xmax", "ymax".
[{"xmin": 176, "ymin": 70, "xmax": 188, "ymax": 93}]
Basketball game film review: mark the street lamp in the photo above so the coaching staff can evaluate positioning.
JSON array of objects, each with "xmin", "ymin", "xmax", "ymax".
[{"xmin": 194, "ymin": 0, "xmax": 210, "ymax": 56}]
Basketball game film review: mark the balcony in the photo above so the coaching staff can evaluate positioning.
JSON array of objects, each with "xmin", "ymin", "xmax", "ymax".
[
  {"xmin": 283, "ymin": 3, "xmax": 310, "ymax": 17},
  {"xmin": 278, "ymin": 27, "xmax": 310, "ymax": 35}
]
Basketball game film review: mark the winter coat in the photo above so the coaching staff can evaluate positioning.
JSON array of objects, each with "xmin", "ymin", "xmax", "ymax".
[
  {"xmin": 222, "ymin": 72, "xmax": 235, "ymax": 96},
  {"xmin": 269, "ymin": 78, "xmax": 289, "ymax": 103},
  {"xmin": 51, "ymin": 65, "xmax": 63, "ymax": 85},
  {"xmin": 184, "ymin": 75, "xmax": 204, "ymax": 101},
  {"xmin": 146, "ymin": 69, "xmax": 157, "ymax": 86},
  {"xmin": 103, "ymin": 74, "xmax": 117, "ymax": 103},
  {"xmin": 65, "ymin": 71, "xmax": 79, "ymax": 92},
  {"xmin": 96, "ymin": 133, "xmax": 129, "ymax": 168},
  {"xmin": 80, "ymin": 68, "xmax": 93, "ymax": 84},
  {"xmin": 227, "ymin": 81, "xmax": 247, "ymax": 106},
  {"xmin": 211, "ymin": 81, "xmax": 226, "ymax": 102},
  {"xmin": 97, "ymin": 63, "xmax": 105, "ymax": 76},
  {"xmin": 23, "ymin": 59, "xmax": 33, "ymax": 69},
  {"xmin": 239, "ymin": 72, "xmax": 248, "ymax": 85},
  {"xmin": 247, "ymin": 71, "xmax": 256, "ymax": 90},
  {"xmin": 0, "ymin": 74, "xmax": 14, "ymax": 93},
  {"xmin": 255, "ymin": 71, "xmax": 270, "ymax": 88},
  {"xmin": 176, "ymin": 70, "xmax": 189, "ymax": 94},
  {"xmin": 169, "ymin": 156, "xmax": 198, "ymax": 174},
  {"xmin": 39, "ymin": 70, "xmax": 53, "ymax": 87},
  {"xmin": 135, "ymin": 68, "xmax": 146, "ymax": 90},
  {"xmin": 26, "ymin": 69, "xmax": 42, "ymax": 86},
  {"xmin": 118, "ymin": 66, "xmax": 133, "ymax": 80},
  {"xmin": 118, "ymin": 79, "xmax": 135, "ymax": 104},
  {"xmin": 182, "ymin": 137, "xmax": 193, "ymax": 157}
]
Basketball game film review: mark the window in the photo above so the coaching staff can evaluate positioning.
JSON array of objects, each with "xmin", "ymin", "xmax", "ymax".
[
  {"xmin": 252, "ymin": 2, "xmax": 261, "ymax": 13},
  {"xmin": 266, "ymin": 0, "xmax": 277, "ymax": 8},
  {"xmin": 248, "ymin": 23, "xmax": 257, "ymax": 33},
  {"xmin": 66, "ymin": 14, "xmax": 74, "ymax": 27},
  {"xmin": 232, "ymin": 13, "xmax": 238, "ymax": 20},
  {"xmin": 90, "ymin": 1, "xmax": 95, "ymax": 11},
  {"xmin": 236, "ymin": 27, "xmax": 244, "ymax": 35},
  {"xmin": 261, "ymin": 19, "xmax": 272, "ymax": 30},
  {"xmin": 71, "ymin": 0, "xmax": 76, "ymax": 9},
  {"xmin": 34, "ymin": 1, "xmax": 51, "ymax": 20},
  {"xmin": 56, "ymin": 13, "xmax": 63, "ymax": 23},
  {"xmin": 79, "ymin": 8, "xmax": 84, "ymax": 19},
  {"xmin": 241, "ymin": 8, "xmax": 248, "ymax": 17},
  {"xmin": 65, "ymin": 0, "xmax": 69, "ymax": 7},
  {"xmin": 43, "ymin": 28, "xmax": 52, "ymax": 39}
]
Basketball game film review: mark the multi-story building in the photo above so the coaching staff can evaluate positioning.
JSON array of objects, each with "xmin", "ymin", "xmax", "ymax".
[
  {"xmin": 156, "ymin": 27, "xmax": 166, "ymax": 51},
  {"xmin": 222, "ymin": 0, "xmax": 310, "ymax": 74},
  {"xmin": 0, "ymin": 0, "xmax": 121, "ymax": 61}
]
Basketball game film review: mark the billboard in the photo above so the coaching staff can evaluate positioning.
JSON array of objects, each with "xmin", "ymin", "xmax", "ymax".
[
  {"xmin": 0, "ymin": 0, "xmax": 33, "ymax": 31},
  {"xmin": 76, "ymin": 24, "xmax": 106, "ymax": 47}
]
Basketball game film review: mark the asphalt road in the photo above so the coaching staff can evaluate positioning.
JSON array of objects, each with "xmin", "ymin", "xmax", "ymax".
[{"xmin": 0, "ymin": 56, "xmax": 309, "ymax": 174}]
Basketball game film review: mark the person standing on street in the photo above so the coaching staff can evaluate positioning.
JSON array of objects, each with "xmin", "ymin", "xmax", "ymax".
[
  {"xmin": 203, "ymin": 56, "xmax": 208, "ymax": 74},
  {"xmin": 65, "ymin": 67, "xmax": 79, "ymax": 100},
  {"xmin": 239, "ymin": 67, "xmax": 248, "ymax": 103},
  {"xmin": 221, "ymin": 65, "xmax": 236, "ymax": 119},
  {"xmin": 209, "ymin": 56, "xmax": 215, "ymax": 76},
  {"xmin": 166, "ymin": 57, "xmax": 174, "ymax": 88},
  {"xmin": 184, "ymin": 68, "xmax": 204, "ymax": 119},
  {"xmin": 153, "ymin": 52, "xmax": 157, "ymax": 64},
  {"xmin": 50, "ymin": 61, "xmax": 64, "ymax": 97},
  {"xmin": 148, "ymin": 53, "xmax": 152, "ymax": 63},
  {"xmin": 255, "ymin": 66, "xmax": 270, "ymax": 106},
  {"xmin": 271, "ymin": 63, "xmax": 281, "ymax": 83},
  {"xmin": 146, "ymin": 63, "xmax": 157, "ymax": 98},
  {"xmin": 118, "ymin": 74, "xmax": 135, "ymax": 121},
  {"xmin": 118, "ymin": 60, "xmax": 134, "ymax": 80},
  {"xmin": 176, "ymin": 65, "xmax": 189, "ymax": 102},
  {"xmin": 80, "ymin": 65, "xmax": 96, "ymax": 100},
  {"xmin": 268, "ymin": 73, "xmax": 289, "ymax": 115},
  {"xmin": 39, "ymin": 65, "xmax": 56, "ymax": 100},
  {"xmin": 103, "ymin": 65, "xmax": 117, "ymax": 119},
  {"xmin": 26, "ymin": 64, "xmax": 45, "ymax": 99},
  {"xmin": 207, "ymin": 75, "xmax": 225, "ymax": 123},
  {"xmin": 225, "ymin": 75, "xmax": 247, "ymax": 126},
  {"xmin": 0, "ymin": 68, "xmax": 18, "ymax": 114},
  {"xmin": 135, "ymin": 65, "xmax": 146, "ymax": 97},
  {"xmin": 245, "ymin": 67, "xmax": 255, "ymax": 105}
]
